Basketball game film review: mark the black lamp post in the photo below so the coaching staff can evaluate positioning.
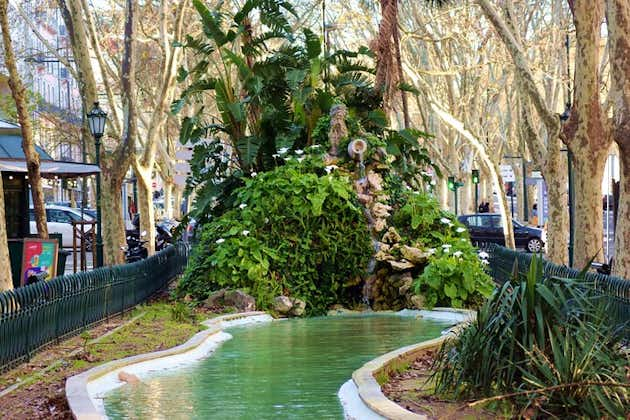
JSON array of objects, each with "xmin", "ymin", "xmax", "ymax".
[{"xmin": 87, "ymin": 102, "xmax": 107, "ymax": 268}]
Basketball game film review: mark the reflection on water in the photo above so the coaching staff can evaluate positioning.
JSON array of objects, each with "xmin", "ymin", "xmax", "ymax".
[{"xmin": 104, "ymin": 314, "xmax": 451, "ymax": 419}]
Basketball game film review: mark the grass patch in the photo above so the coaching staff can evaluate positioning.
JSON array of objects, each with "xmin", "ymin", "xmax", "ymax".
[{"xmin": 0, "ymin": 297, "xmax": 212, "ymax": 418}]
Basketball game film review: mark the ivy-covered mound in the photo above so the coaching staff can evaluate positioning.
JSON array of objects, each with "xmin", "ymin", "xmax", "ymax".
[{"xmin": 178, "ymin": 161, "xmax": 372, "ymax": 315}]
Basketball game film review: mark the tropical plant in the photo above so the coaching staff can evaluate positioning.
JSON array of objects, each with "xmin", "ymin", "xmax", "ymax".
[
  {"xmin": 178, "ymin": 159, "xmax": 372, "ymax": 315},
  {"xmin": 432, "ymin": 256, "xmax": 629, "ymax": 417},
  {"xmin": 174, "ymin": 0, "xmax": 438, "ymax": 226}
]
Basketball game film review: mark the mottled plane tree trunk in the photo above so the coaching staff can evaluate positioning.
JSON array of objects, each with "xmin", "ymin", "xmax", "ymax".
[
  {"xmin": 562, "ymin": 0, "xmax": 610, "ymax": 268},
  {"xmin": 606, "ymin": 0, "xmax": 630, "ymax": 277},
  {"xmin": 0, "ymin": 0, "xmax": 48, "ymax": 239}
]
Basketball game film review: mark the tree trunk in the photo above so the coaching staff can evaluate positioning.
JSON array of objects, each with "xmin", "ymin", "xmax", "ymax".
[
  {"xmin": 570, "ymin": 150, "xmax": 607, "ymax": 267},
  {"xmin": 164, "ymin": 181, "xmax": 173, "ymax": 219},
  {"xmin": 563, "ymin": 0, "xmax": 609, "ymax": 269},
  {"xmin": 606, "ymin": 0, "xmax": 630, "ymax": 277},
  {"xmin": 462, "ymin": 179, "xmax": 474, "ymax": 214},
  {"xmin": 173, "ymin": 185, "xmax": 183, "ymax": 219},
  {"xmin": 100, "ymin": 171, "xmax": 126, "ymax": 265},
  {"xmin": 0, "ymin": 0, "xmax": 48, "ymax": 239},
  {"xmin": 614, "ymin": 148, "xmax": 630, "ymax": 276},
  {"xmin": 542, "ymin": 143, "xmax": 569, "ymax": 264},
  {"xmin": 0, "ymin": 172, "xmax": 13, "ymax": 291},
  {"xmin": 135, "ymin": 166, "xmax": 156, "ymax": 255},
  {"xmin": 437, "ymin": 176, "xmax": 448, "ymax": 209}
]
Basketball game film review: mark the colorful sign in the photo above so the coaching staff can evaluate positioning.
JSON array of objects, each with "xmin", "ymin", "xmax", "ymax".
[{"xmin": 20, "ymin": 239, "xmax": 58, "ymax": 286}]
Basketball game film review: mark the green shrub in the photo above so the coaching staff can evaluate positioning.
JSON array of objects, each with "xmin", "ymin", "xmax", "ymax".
[
  {"xmin": 414, "ymin": 237, "xmax": 493, "ymax": 308},
  {"xmin": 178, "ymin": 160, "xmax": 372, "ymax": 315},
  {"xmin": 385, "ymin": 191, "xmax": 494, "ymax": 308},
  {"xmin": 432, "ymin": 257, "xmax": 629, "ymax": 417}
]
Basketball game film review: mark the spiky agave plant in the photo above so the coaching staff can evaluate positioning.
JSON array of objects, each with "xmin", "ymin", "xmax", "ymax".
[{"xmin": 431, "ymin": 255, "xmax": 629, "ymax": 417}]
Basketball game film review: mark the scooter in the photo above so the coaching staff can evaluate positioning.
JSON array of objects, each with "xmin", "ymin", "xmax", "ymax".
[
  {"xmin": 155, "ymin": 220, "xmax": 175, "ymax": 251},
  {"xmin": 122, "ymin": 231, "xmax": 149, "ymax": 263}
]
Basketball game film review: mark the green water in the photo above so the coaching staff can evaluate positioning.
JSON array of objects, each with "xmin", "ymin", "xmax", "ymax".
[{"xmin": 103, "ymin": 314, "xmax": 451, "ymax": 419}]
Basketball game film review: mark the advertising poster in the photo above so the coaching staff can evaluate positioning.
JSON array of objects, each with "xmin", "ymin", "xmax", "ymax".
[{"xmin": 21, "ymin": 239, "xmax": 58, "ymax": 286}]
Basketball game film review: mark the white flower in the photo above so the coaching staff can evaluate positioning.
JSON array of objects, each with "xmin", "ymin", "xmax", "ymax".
[
  {"xmin": 295, "ymin": 149, "xmax": 304, "ymax": 155},
  {"xmin": 215, "ymin": 238, "xmax": 225, "ymax": 244},
  {"xmin": 453, "ymin": 251, "xmax": 463, "ymax": 258},
  {"xmin": 456, "ymin": 227, "xmax": 466, "ymax": 233},
  {"xmin": 324, "ymin": 165, "xmax": 338, "ymax": 174},
  {"xmin": 440, "ymin": 217, "xmax": 451, "ymax": 224},
  {"xmin": 430, "ymin": 180, "xmax": 436, "ymax": 186},
  {"xmin": 264, "ymin": 218, "xmax": 269, "ymax": 224},
  {"xmin": 413, "ymin": 191, "xmax": 420, "ymax": 195},
  {"xmin": 481, "ymin": 259, "xmax": 490, "ymax": 265},
  {"xmin": 427, "ymin": 248, "xmax": 436, "ymax": 255},
  {"xmin": 421, "ymin": 171, "xmax": 431, "ymax": 177},
  {"xmin": 242, "ymin": 230, "xmax": 250, "ymax": 236},
  {"xmin": 309, "ymin": 144, "xmax": 321, "ymax": 149},
  {"xmin": 478, "ymin": 251, "xmax": 489, "ymax": 259},
  {"xmin": 278, "ymin": 147, "xmax": 289, "ymax": 155},
  {"xmin": 239, "ymin": 203, "xmax": 247, "ymax": 209},
  {"xmin": 272, "ymin": 154, "xmax": 280, "ymax": 158},
  {"xmin": 443, "ymin": 248, "xmax": 450, "ymax": 254},
  {"xmin": 442, "ymin": 244, "xmax": 452, "ymax": 249},
  {"xmin": 448, "ymin": 222, "xmax": 454, "ymax": 227},
  {"xmin": 284, "ymin": 156, "xmax": 292, "ymax": 161},
  {"xmin": 251, "ymin": 172, "xmax": 257, "ymax": 177},
  {"xmin": 297, "ymin": 157, "xmax": 305, "ymax": 162}
]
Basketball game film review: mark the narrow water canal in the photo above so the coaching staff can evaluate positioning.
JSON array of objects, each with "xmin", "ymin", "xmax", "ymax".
[{"xmin": 103, "ymin": 314, "xmax": 452, "ymax": 419}]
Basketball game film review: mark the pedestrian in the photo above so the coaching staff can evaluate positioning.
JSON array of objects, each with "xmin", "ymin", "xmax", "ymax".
[{"xmin": 532, "ymin": 203, "xmax": 538, "ymax": 226}]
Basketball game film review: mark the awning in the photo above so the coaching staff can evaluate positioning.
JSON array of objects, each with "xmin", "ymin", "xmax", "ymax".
[{"xmin": 0, "ymin": 159, "xmax": 101, "ymax": 178}]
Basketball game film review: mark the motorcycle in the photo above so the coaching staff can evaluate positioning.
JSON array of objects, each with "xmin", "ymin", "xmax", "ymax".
[
  {"xmin": 122, "ymin": 230, "xmax": 149, "ymax": 263},
  {"xmin": 127, "ymin": 214, "xmax": 176, "ymax": 251},
  {"xmin": 155, "ymin": 219, "xmax": 176, "ymax": 251}
]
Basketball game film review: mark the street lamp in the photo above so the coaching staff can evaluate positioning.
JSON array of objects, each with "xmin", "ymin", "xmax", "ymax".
[{"xmin": 87, "ymin": 102, "xmax": 107, "ymax": 267}]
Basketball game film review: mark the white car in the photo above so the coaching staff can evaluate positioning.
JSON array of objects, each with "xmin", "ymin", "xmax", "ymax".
[{"xmin": 29, "ymin": 205, "xmax": 95, "ymax": 248}]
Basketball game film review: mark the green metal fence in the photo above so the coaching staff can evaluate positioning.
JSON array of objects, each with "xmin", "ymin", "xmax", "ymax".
[
  {"xmin": 483, "ymin": 243, "xmax": 630, "ymax": 338},
  {"xmin": 0, "ymin": 243, "xmax": 189, "ymax": 372}
]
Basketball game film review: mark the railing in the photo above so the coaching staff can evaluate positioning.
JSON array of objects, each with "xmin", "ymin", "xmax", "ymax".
[
  {"xmin": 482, "ymin": 243, "xmax": 630, "ymax": 338},
  {"xmin": 0, "ymin": 243, "xmax": 189, "ymax": 373}
]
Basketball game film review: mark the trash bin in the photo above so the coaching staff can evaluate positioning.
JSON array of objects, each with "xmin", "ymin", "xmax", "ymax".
[{"xmin": 57, "ymin": 249, "xmax": 70, "ymax": 276}]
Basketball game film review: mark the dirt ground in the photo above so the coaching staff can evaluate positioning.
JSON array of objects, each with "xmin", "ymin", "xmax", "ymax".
[
  {"xmin": 380, "ymin": 349, "xmax": 497, "ymax": 419},
  {"xmin": 0, "ymin": 293, "xmax": 206, "ymax": 419}
]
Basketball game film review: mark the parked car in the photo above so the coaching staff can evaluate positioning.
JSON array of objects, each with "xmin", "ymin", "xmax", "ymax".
[
  {"xmin": 29, "ymin": 205, "xmax": 95, "ymax": 248},
  {"xmin": 457, "ymin": 213, "xmax": 546, "ymax": 253}
]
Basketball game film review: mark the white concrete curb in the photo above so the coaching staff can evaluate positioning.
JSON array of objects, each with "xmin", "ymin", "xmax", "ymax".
[
  {"xmin": 66, "ymin": 311, "xmax": 270, "ymax": 420},
  {"xmin": 342, "ymin": 309, "xmax": 476, "ymax": 420}
]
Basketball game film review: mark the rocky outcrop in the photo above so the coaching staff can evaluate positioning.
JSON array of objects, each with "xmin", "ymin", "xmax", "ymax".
[
  {"xmin": 273, "ymin": 296, "xmax": 293, "ymax": 313},
  {"xmin": 273, "ymin": 296, "xmax": 307, "ymax": 317},
  {"xmin": 204, "ymin": 289, "xmax": 256, "ymax": 312},
  {"xmin": 289, "ymin": 299, "xmax": 306, "ymax": 316}
]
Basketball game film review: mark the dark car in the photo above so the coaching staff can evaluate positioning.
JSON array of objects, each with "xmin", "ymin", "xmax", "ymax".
[{"xmin": 457, "ymin": 213, "xmax": 545, "ymax": 253}]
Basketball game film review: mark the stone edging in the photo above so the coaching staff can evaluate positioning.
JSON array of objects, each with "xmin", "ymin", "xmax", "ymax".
[
  {"xmin": 66, "ymin": 311, "xmax": 267, "ymax": 420},
  {"xmin": 350, "ymin": 309, "xmax": 476, "ymax": 420}
]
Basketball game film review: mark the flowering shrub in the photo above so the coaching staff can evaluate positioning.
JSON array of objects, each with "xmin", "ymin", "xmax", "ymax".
[
  {"xmin": 414, "ymin": 236, "xmax": 494, "ymax": 308},
  {"xmin": 387, "ymin": 191, "xmax": 494, "ymax": 308},
  {"xmin": 178, "ymin": 160, "xmax": 372, "ymax": 315}
]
